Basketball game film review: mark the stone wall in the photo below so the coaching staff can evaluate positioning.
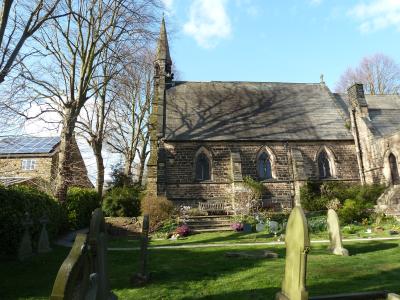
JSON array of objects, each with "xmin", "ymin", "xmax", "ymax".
[
  {"xmin": 162, "ymin": 140, "xmax": 360, "ymax": 209},
  {"xmin": 0, "ymin": 156, "xmax": 54, "ymax": 181},
  {"xmin": 0, "ymin": 140, "xmax": 93, "ymax": 191}
]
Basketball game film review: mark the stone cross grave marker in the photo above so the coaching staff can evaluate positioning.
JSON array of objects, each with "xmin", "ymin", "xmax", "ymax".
[
  {"xmin": 38, "ymin": 214, "xmax": 52, "ymax": 253},
  {"xmin": 18, "ymin": 212, "xmax": 33, "ymax": 261},
  {"xmin": 276, "ymin": 206, "xmax": 310, "ymax": 300},
  {"xmin": 327, "ymin": 209, "xmax": 349, "ymax": 256},
  {"xmin": 131, "ymin": 214, "xmax": 150, "ymax": 285}
]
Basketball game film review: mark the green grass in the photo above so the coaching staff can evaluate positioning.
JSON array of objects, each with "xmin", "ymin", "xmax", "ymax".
[
  {"xmin": 108, "ymin": 227, "xmax": 397, "ymax": 249},
  {"xmin": 112, "ymin": 241, "xmax": 400, "ymax": 299},
  {"xmin": 1, "ymin": 237, "xmax": 400, "ymax": 299}
]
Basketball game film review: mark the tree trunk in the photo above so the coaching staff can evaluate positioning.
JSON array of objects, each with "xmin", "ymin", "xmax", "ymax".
[
  {"xmin": 138, "ymin": 133, "xmax": 149, "ymax": 186},
  {"xmin": 123, "ymin": 155, "xmax": 132, "ymax": 176},
  {"xmin": 93, "ymin": 142, "xmax": 105, "ymax": 197},
  {"xmin": 55, "ymin": 109, "xmax": 77, "ymax": 202}
]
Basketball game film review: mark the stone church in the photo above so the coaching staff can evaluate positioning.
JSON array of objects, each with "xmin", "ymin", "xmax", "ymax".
[{"xmin": 147, "ymin": 19, "xmax": 400, "ymax": 211}]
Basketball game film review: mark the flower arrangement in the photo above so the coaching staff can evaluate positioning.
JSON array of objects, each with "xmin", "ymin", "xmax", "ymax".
[
  {"xmin": 175, "ymin": 224, "xmax": 191, "ymax": 237},
  {"xmin": 231, "ymin": 222, "xmax": 243, "ymax": 232}
]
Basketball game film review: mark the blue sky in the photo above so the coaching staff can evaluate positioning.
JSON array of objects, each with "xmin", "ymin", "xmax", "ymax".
[{"xmin": 163, "ymin": 0, "xmax": 400, "ymax": 90}]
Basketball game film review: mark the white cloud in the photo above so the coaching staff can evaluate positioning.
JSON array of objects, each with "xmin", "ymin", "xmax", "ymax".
[
  {"xmin": 183, "ymin": 0, "xmax": 231, "ymax": 48},
  {"xmin": 349, "ymin": 0, "xmax": 400, "ymax": 33}
]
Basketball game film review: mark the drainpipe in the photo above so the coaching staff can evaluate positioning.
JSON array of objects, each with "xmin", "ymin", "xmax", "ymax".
[{"xmin": 352, "ymin": 109, "xmax": 366, "ymax": 185}]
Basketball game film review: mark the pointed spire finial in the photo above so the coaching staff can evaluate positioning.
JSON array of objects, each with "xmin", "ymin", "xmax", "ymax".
[{"xmin": 156, "ymin": 16, "xmax": 171, "ymax": 64}]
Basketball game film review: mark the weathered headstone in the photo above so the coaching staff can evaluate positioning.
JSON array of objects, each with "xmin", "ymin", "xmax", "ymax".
[
  {"xmin": 88, "ymin": 209, "xmax": 117, "ymax": 300},
  {"xmin": 18, "ymin": 212, "xmax": 33, "ymax": 261},
  {"xmin": 327, "ymin": 209, "xmax": 349, "ymax": 256},
  {"xmin": 50, "ymin": 208, "xmax": 117, "ymax": 300},
  {"xmin": 131, "ymin": 215, "xmax": 150, "ymax": 285},
  {"xmin": 256, "ymin": 223, "xmax": 265, "ymax": 232},
  {"xmin": 38, "ymin": 214, "xmax": 52, "ymax": 253},
  {"xmin": 269, "ymin": 221, "xmax": 280, "ymax": 236},
  {"xmin": 276, "ymin": 206, "xmax": 310, "ymax": 300},
  {"xmin": 50, "ymin": 233, "xmax": 90, "ymax": 299}
]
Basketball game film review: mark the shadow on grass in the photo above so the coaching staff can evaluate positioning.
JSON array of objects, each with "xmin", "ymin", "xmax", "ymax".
[
  {"xmin": 346, "ymin": 242, "xmax": 399, "ymax": 255},
  {"xmin": 0, "ymin": 246, "xmax": 70, "ymax": 300},
  {"xmin": 110, "ymin": 241, "xmax": 400, "ymax": 299},
  {"xmin": 109, "ymin": 246, "xmax": 285, "ymax": 290},
  {"xmin": 183, "ymin": 287, "xmax": 280, "ymax": 300},
  {"xmin": 309, "ymin": 267, "xmax": 400, "ymax": 298}
]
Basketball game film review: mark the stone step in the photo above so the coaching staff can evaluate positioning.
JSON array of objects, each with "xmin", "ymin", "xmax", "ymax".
[
  {"xmin": 185, "ymin": 215, "xmax": 234, "ymax": 232},
  {"xmin": 189, "ymin": 223, "xmax": 232, "ymax": 228},
  {"xmin": 185, "ymin": 219, "xmax": 232, "ymax": 224},
  {"xmin": 188, "ymin": 215, "xmax": 232, "ymax": 220},
  {"xmin": 192, "ymin": 227, "xmax": 233, "ymax": 233}
]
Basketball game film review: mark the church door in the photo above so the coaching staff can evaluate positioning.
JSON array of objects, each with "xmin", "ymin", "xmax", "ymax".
[{"xmin": 389, "ymin": 153, "xmax": 400, "ymax": 185}]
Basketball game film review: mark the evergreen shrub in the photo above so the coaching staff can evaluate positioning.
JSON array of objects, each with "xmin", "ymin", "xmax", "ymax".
[
  {"xmin": 102, "ymin": 186, "xmax": 142, "ymax": 217},
  {"xmin": 65, "ymin": 187, "xmax": 100, "ymax": 230},
  {"xmin": 0, "ymin": 185, "xmax": 67, "ymax": 257}
]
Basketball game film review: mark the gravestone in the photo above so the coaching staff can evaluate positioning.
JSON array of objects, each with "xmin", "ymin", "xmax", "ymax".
[
  {"xmin": 50, "ymin": 208, "xmax": 117, "ymax": 300},
  {"xmin": 269, "ymin": 221, "xmax": 280, "ymax": 236},
  {"xmin": 18, "ymin": 212, "xmax": 33, "ymax": 261},
  {"xmin": 276, "ymin": 206, "xmax": 310, "ymax": 300},
  {"xmin": 131, "ymin": 215, "xmax": 150, "ymax": 285},
  {"xmin": 327, "ymin": 209, "xmax": 349, "ymax": 256},
  {"xmin": 256, "ymin": 223, "xmax": 265, "ymax": 232},
  {"xmin": 38, "ymin": 214, "xmax": 52, "ymax": 253},
  {"xmin": 88, "ymin": 209, "xmax": 117, "ymax": 300}
]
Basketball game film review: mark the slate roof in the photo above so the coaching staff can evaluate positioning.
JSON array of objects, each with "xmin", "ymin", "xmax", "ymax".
[
  {"xmin": 0, "ymin": 177, "xmax": 34, "ymax": 186},
  {"xmin": 365, "ymin": 94, "xmax": 400, "ymax": 137},
  {"xmin": 0, "ymin": 136, "xmax": 60, "ymax": 156},
  {"xmin": 333, "ymin": 93, "xmax": 400, "ymax": 137},
  {"xmin": 165, "ymin": 81, "xmax": 353, "ymax": 141}
]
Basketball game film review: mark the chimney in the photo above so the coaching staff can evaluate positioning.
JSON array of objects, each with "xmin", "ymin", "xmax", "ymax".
[{"xmin": 347, "ymin": 83, "xmax": 368, "ymax": 117}]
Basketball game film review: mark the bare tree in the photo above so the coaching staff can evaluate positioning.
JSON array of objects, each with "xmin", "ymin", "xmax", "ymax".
[
  {"xmin": 335, "ymin": 53, "xmax": 400, "ymax": 94},
  {"xmin": 0, "ymin": 0, "xmax": 63, "ymax": 84},
  {"xmin": 76, "ymin": 59, "xmax": 116, "ymax": 196},
  {"xmin": 19, "ymin": 0, "xmax": 160, "ymax": 202},
  {"xmin": 107, "ymin": 49, "xmax": 153, "ymax": 182}
]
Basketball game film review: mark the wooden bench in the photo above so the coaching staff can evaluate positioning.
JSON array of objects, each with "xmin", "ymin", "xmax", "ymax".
[{"xmin": 198, "ymin": 201, "xmax": 226, "ymax": 214}]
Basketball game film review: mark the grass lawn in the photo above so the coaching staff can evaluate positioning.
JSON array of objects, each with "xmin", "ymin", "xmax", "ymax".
[
  {"xmin": 108, "ymin": 228, "xmax": 397, "ymax": 249},
  {"xmin": 1, "ymin": 234, "xmax": 400, "ymax": 300}
]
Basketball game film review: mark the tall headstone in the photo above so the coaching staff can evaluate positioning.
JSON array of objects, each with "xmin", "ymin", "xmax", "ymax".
[
  {"xmin": 276, "ymin": 206, "xmax": 310, "ymax": 300},
  {"xmin": 51, "ymin": 208, "xmax": 117, "ymax": 300},
  {"xmin": 88, "ymin": 208, "xmax": 117, "ymax": 300},
  {"xmin": 327, "ymin": 209, "xmax": 349, "ymax": 256},
  {"xmin": 131, "ymin": 215, "xmax": 150, "ymax": 285},
  {"xmin": 38, "ymin": 214, "xmax": 52, "ymax": 253},
  {"xmin": 18, "ymin": 212, "xmax": 33, "ymax": 261}
]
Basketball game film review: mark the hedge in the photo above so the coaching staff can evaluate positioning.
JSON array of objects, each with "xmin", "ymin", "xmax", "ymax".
[
  {"xmin": 102, "ymin": 186, "xmax": 142, "ymax": 217},
  {"xmin": 0, "ymin": 185, "xmax": 67, "ymax": 257},
  {"xmin": 64, "ymin": 187, "xmax": 100, "ymax": 230}
]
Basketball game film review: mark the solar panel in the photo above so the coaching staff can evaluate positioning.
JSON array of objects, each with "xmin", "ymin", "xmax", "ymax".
[{"xmin": 0, "ymin": 136, "xmax": 61, "ymax": 155}]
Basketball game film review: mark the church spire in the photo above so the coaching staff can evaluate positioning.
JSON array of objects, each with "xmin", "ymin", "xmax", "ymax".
[{"xmin": 156, "ymin": 16, "xmax": 172, "ymax": 64}]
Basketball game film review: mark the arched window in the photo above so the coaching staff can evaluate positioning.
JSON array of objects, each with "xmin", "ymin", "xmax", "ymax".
[
  {"xmin": 318, "ymin": 150, "xmax": 332, "ymax": 179},
  {"xmin": 257, "ymin": 152, "xmax": 272, "ymax": 180},
  {"xmin": 195, "ymin": 152, "xmax": 210, "ymax": 181}
]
